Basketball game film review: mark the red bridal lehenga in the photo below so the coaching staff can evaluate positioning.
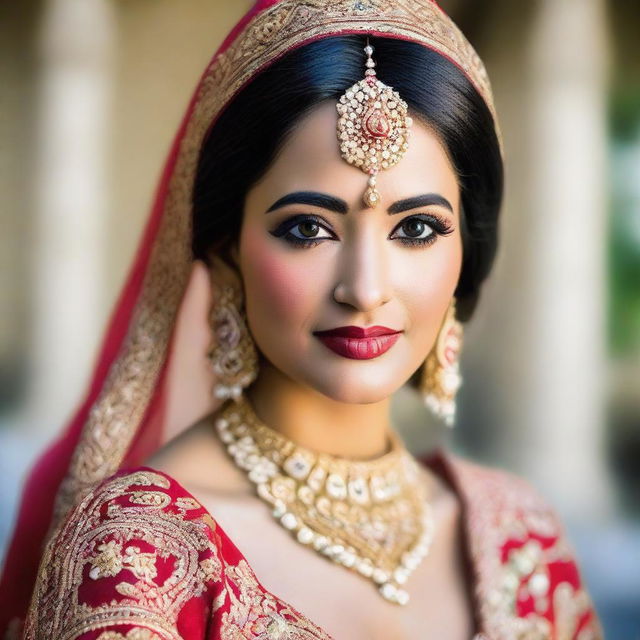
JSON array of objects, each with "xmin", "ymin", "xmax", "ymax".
[{"xmin": 0, "ymin": 1, "xmax": 602, "ymax": 639}]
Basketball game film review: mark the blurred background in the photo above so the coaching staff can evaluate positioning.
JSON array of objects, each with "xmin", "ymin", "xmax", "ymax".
[{"xmin": 0, "ymin": 0, "xmax": 638, "ymax": 636}]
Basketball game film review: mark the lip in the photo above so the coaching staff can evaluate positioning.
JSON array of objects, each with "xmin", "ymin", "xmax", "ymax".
[{"xmin": 313, "ymin": 325, "xmax": 402, "ymax": 360}]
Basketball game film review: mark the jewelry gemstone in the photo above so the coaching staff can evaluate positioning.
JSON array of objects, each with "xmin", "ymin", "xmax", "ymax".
[
  {"xmin": 280, "ymin": 512, "xmax": 298, "ymax": 530},
  {"xmin": 297, "ymin": 527, "xmax": 314, "ymax": 544},
  {"xmin": 372, "ymin": 568, "xmax": 389, "ymax": 584},
  {"xmin": 380, "ymin": 582, "xmax": 397, "ymax": 601},
  {"xmin": 356, "ymin": 559, "xmax": 374, "ymax": 577},
  {"xmin": 313, "ymin": 535, "xmax": 329, "ymax": 551},
  {"xmin": 529, "ymin": 572, "xmax": 550, "ymax": 597},
  {"xmin": 347, "ymin": 477, "xmax": 370, "ymax": 504},
  {"xmin": 283, "ymin": 452, "xmax": 312, "ymax": 479},
  {"xmin": 326, "ymin": 473, "xmax": 347, "ymax": 500},
  {"xmin": 394, "ymin": 567, "xmax": 409, "ymax": 584},
  {"xmin": 215, "ymin": 394, "xmax": 434, "ymax": 607}
]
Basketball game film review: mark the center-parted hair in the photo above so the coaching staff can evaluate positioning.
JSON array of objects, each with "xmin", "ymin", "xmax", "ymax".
[{"xmin": 192, "ymin": 35, "xmax": 503, "ymax": 323}]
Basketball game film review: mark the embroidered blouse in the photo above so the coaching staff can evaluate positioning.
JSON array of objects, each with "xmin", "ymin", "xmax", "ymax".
[{"xmin": 21, "ymin": 451, "xmax": 602, "ymax": 640}]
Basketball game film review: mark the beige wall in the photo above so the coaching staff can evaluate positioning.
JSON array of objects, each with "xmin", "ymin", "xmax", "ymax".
[{"xmin": 106, "ymin": 0, "xmax": 253, "ymax": 299}]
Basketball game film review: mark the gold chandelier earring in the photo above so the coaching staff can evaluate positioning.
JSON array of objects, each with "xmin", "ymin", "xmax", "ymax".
[
  {"xmin": 419, "ymin": 300, "xmax": 463, "ymax": 427},
  {"xmin": 207, "ymin": 283, "xmax": 259, "ymax": 402}
]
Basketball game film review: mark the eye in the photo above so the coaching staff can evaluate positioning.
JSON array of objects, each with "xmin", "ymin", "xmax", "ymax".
[
  {"xmin": 289, "ymin": 219, "xmax": 333, "ymax": 241},
  {"xmin": 389, "ymin": 214, "xmax": 454, "ymax": 247},
  {"xmin": 269, "ymin": 214, "xmax": 336, "ymax": 248},
  {"xmin": 395, "ymin": 218, "xmax": 433, "ymax": 240}
]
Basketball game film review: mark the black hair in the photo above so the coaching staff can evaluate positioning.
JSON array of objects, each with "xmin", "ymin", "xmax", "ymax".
[{"xmin": 192, "ymin": 35, "xmax": 503, "ymax": 323}]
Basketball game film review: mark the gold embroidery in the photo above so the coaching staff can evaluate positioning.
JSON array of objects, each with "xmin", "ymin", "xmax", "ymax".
[
  {"xmin": 97, "ymin": 630, "xmax": 163, "ymax": 640},
  {"xmin": 27, "ymin": 461, "xmax": 603, "ymax": 639},
  {"xmin": 199, "ymin": 557, "xmax": 222, "ymax": 583},
  {"xmin": 24, "ymin": 472, "xmax": 221, "ymax": 640},
  {"xmin": 122, "ymin": 546, "xmax": 159, "ymax": 582},
  {"xmin": 219, "ymin": 559, "xmax": 332, "ymax": 639},
  {"xmin": 52, "ymin": 0, "xmax": 501, "ymax": 532},
  {"xmin": 129, "ymin": 491, "xmax": 172, "ymax": 508},
  {"xmin": 446, "ymin": 457, "xmax": 603, "ymax": 640},
  {"xmin": 89, "ymin": 540, "xmax": 125, "ymax": 580},
  {"xmin": 175, "ymin": 496, "xmax": 201, "ymax": 510}
]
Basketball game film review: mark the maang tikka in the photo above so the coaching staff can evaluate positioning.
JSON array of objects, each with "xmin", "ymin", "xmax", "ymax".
[
  {"xmin": 208, "ymin": 283, "xmax": 259, "ymax": 402},
  {"xmin": 337, "ymin": 41, "xmax": 412, "ymax": 208}
]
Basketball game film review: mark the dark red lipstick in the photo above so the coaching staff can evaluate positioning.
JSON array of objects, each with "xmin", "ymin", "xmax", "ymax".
[{"xmin": 313, "ymin": 325, "xmax": 402, "ymax": 360}]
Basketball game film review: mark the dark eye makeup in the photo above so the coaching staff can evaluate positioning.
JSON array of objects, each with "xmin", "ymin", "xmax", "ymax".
[
  {"xmin": 269, "ymin": 214, "xmax": 336, "ymax": 247},
  {"xmin": 269, "ymin": 213, "xmax": 454, "ymax": 249}
]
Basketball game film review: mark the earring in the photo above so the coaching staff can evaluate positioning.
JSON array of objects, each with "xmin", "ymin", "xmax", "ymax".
[
  {"xmin": 419, "ymin": 300, "xmax": 463, "ymax": 427},
  {"xmin": 207, "ymin": 284, "xmax": 259, "ymax": 402}
]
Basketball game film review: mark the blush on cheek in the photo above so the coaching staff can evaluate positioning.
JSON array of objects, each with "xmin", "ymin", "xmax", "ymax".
[{"xmin": 242, "ymin": 235, "xmax": 311, "ymax": 323}]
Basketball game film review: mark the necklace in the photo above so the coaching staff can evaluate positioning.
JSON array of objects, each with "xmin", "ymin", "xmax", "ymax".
[{"xmin": 214, "ymin": 393, "xmax": 435, "ymax": 605}]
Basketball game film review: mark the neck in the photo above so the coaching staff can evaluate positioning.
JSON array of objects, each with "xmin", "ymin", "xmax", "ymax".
[{"xmin": 245, "ymin": 362, "xmax": 393, "ymax": 460}]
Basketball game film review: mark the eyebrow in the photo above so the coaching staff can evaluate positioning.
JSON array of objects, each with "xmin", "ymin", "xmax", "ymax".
[
  {"xmin": 387, "ymin": 194, "xmax": 453, "ymax": 214},
  {"xmin": 265, "ymin": 191, "xmax": 348, "ymax": 214},
  {"xmin": 265, "ymin": 191, "xmax": 453, "ymax": 215}
]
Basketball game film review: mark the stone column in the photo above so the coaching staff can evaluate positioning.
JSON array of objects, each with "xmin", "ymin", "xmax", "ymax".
[
  {"xmin": 521, "ymin": 0, "xmax": 611, "ymax": 517},
  {"xmin": 27, "ymin": 0, "xmax": 115, "ymax": 436},
  {"xmin": 461, "ymin": 0, "xmax": 612, "ymax": 520}
]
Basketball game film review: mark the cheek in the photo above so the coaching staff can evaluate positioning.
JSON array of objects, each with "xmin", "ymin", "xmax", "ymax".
[
  {"xmin": 399, "ymin": 236, "xmax": 462, "ymax": 334},
  {"xmin": 240, "ymin": 228, "xmax": 317, "ymax": 329}
]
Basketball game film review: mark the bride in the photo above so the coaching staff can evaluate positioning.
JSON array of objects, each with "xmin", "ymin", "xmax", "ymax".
[{"xmin": 0, "ymin": 1, "xmax": 601, "ymax": 638}]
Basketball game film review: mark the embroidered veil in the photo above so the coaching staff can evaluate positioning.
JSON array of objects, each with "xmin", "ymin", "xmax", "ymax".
[{"xmin": 0, "ymin": 0, "xmax": 503, "ymax": 633}]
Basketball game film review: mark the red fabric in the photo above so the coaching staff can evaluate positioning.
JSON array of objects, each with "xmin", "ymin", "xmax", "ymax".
[
  {"xmin": 23, "ymin": 467, "xmax": 332, "ymax": 639},
  {"xmin": 21, "ymin": 459, "xmax": 602, "ymax": 639}
]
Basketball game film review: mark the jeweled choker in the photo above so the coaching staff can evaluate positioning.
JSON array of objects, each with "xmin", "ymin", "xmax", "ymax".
[{"xmin": 214, "ymin": 393, "xmax": 435, "ymax": 605}]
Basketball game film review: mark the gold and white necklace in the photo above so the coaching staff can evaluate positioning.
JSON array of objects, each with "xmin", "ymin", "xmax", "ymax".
[{"xmin": 214, "ymin": 393, "xmax": 435, "ymax": 605}]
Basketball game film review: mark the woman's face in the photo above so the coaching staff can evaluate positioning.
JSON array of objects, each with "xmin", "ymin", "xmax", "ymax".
[{"xmin": 237, "ymin": 100, "xmax": 462, "ymax": 404}]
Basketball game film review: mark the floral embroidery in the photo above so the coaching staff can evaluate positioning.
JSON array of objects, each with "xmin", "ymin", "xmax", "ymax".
[
  {"xmin": 443, "ymin": 456, "xmax": 603, "ymax": 640},
  {"xmin": 89, "ymin": 540, "xmax": 125, "ymax": 579},
  {"xmin": 24, "ymin": 469, "xmax": 331, "ymax": 640},
  {"xmin": 129, "ymin": 491, "xmax": 172, "ymax": 508},
  {"xmin": 24, "ymin": 470, "xmax": 223, "ymax": 640},
  {"xmin": 219, "ymin": 560, "xmax": 330, "ymax": 639},
  {"xmin": 24, "ymin": 459, "xmax": 602, "ymax": 639},
  {"xmin": 176, "ymin": 497, "xmax": 201, "ymax": 510}
]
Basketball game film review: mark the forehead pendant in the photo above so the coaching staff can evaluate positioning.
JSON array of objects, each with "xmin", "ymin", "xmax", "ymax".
[{"xmin": 337, "ymin": 42, "xmax": 412, "ymax": 208}]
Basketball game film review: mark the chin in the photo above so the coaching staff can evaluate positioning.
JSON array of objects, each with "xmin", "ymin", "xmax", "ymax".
[{"xmin": 303, "ymin": 369, "xmax": 405, "ymax": 405}]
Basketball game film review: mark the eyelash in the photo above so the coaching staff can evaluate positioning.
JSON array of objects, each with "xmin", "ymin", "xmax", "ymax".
[
  {"xmin": 269, "ymin": 213, "xmax": 454, "ymax": 249},
  {"xmin": 269, "ymin": 215, "xmax": 334, "ymax": 249}
]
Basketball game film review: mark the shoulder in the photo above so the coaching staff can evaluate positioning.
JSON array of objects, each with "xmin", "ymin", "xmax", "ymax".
[
  {"xmin": 435, "ymin": 451, "xmax": 604, "ymax": 640},
  {"xmin": 26, "ymin": 467, "xmax": 333, "ymax": 640},
  {"xmin": 24, "ymin": 467, "xmax": 226, "ymax": 640}
]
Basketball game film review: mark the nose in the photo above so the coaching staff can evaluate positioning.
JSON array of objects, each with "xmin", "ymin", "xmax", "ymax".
[{"xmin": 332, "ymin": 228, "xmax": 392, "ymax": 312}]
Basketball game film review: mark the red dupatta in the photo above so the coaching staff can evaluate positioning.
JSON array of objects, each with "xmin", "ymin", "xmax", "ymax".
[{"xmin": 0, "ymin": 0, "xmax": 500, "ymax": 633}]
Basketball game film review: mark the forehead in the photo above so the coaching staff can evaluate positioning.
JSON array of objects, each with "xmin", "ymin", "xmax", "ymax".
[{"xmin": 247, "ymin": 100, "xmax": 460, "ymax": 213}]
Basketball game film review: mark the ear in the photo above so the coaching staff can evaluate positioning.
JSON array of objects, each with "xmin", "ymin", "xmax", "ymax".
[{"xmin": 207, "ymin": 249, "xmax": 243, "ymax": 296}]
